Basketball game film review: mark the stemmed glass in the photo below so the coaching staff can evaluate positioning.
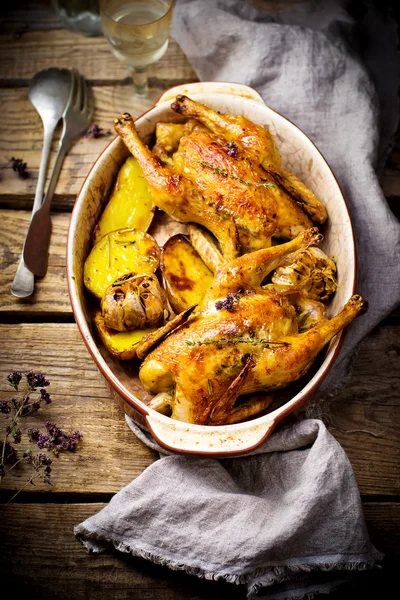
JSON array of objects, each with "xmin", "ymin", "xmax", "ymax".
[{"xmin": 99, "ymin": 0, "xmax": 174, "ymax": 99}]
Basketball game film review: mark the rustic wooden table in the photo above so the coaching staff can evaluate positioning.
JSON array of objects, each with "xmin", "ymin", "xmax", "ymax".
[{"xmin": 0, "ymin": 2, "xmax": 399, "ymax": 598}]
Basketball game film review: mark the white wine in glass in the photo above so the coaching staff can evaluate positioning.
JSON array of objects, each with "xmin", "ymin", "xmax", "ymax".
[{"xmin": 100, "ymin": 0, "xmax": 174, "ymax": 97}]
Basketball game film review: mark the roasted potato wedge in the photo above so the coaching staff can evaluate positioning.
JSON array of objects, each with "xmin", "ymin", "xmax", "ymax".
[
  {"xmin": 161, "ymin": 234, "xmax": 213, "ymax": 313},
  {"xmin": 84, "ymin": 228, "xmax": 160, "ymax": 298},
  {"xmin": 93, "ymin": 157, "xmax": 154, "ymax": 245},
  {"xmin": 94, "ymin": 311, "xmax": 155, "ymax": 360}
]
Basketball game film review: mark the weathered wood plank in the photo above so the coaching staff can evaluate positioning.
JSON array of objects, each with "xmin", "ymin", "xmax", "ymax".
[
  {"xmin": 0, "ymin": 503, "xmax": 245, "ymax": 600},
  {"xmin": 0, "ymin": 323, "xmax": 399, "ymax": 495},
  {"xmin": 0, "ymin": 502, "xmax": 397, "ymax": 600},
  {"xmin": 0, "ymin": 30, "xmax": 196, "ymax": 84},
  {"xmin": 0, "ymin": 1, "xmax": 63, "ymax": 34},
  {"xmin": 0, "ymin": 210, "xmax": 71, "ymax": 315}
]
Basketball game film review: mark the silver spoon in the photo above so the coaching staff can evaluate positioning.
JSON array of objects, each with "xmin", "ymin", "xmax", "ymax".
[{"xmin": 11, "ymin": 68, "xmax": 72, "ymax": 298}]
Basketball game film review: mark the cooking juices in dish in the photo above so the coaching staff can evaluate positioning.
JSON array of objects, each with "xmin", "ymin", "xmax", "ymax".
[{"xmin": 83, "ymin": 95, "xmax": 367, "ymax": 426}]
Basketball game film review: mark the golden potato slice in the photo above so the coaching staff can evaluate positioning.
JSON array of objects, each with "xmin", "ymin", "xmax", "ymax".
[
  {"xmin": 94, "ymin": 311, "xmax": 155, "ymax": 360},
  {"xmin": 93, "ymin": 157, "xmax": 154, "ymax": 244},
  {"xmin": 84, "ymin": 228, "xmax": 160, "ymax": 298},
  {"xmin": 161, "ymin": 234, "xmax": 213, "ymax": 313}
]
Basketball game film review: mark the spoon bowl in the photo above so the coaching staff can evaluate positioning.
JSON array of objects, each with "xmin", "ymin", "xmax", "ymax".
[{"xmin": 29, "ymin": 68, "xmax": 73, "ymax": 125}]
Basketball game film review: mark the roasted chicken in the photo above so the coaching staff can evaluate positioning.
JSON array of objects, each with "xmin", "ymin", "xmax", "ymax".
[
  {"xmin": 114, "ymin": 96, "xmax": 327, "ymax": 260},
  {"xmin": 138, "ymin": 229, "xmax": 367, "ymax": 425}
]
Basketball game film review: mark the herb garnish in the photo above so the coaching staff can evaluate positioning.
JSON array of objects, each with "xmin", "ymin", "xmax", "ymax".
[
  {"xmin": 215, "ymin": 293, "xmax": 240, "ymax": 312},
  {"xmin": 227, "ymin": 141, "xmax": 238, "ymax": 157},
  {"xmin": 207, "ymin": 380, "xmax": 214, "ymax": 396},
  {"xmin": 186, "ymin": 337, "xmax": 289, "ymax": 348},
  {"xmin": 197, "ymin": 160, "xmax": 275, "ymax": 189}
]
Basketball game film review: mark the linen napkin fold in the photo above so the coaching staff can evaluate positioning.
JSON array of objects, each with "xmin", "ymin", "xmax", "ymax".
[
  {"xmin": 75, "ymin": 1, "xmax": 398, "ymax": 598},
  {"xmin": 75, "ymin": 419, "xmax": 382, "ymax": 599}
]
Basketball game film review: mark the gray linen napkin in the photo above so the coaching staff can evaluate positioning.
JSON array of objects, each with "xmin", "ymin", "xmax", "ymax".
[
  {"xmin": 75, "ymin": 1, "xmax": 398, "ymax": 597},
  {"xmin": 75, "ymin": 419, "xmax": 382, "ymax": 599}
]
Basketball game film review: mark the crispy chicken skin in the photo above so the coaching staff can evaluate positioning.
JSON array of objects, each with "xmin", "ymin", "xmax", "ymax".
[
  {"xmin": 114, "ymin": 96, "xmax": 327, "ymax": 258},
  {"xmin": 138, "ymin": 229, "xmax": 367, "ymax": 425}
]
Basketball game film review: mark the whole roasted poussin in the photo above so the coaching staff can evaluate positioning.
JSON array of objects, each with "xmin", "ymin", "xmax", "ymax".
[
  {"xmin": 114, "ymin": 96, "xmax": 327, "ymax": 260},
  {"xmin": 137, "ymin": 229, "xmax": 367, "ymax": 425}
]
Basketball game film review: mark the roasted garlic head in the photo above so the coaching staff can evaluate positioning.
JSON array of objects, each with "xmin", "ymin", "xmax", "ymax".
[{"xmin": 101, "ymin": 273, "xmax": 167, "ymax": 332}]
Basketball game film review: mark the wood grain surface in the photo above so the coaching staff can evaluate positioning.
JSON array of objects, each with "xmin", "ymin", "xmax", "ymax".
[
  {"xmin": 0, "ymin": 323, "xmax": 398, "ymax": 496},
  {"xmin": 0, "ymin": 503, "xmax": 398, "ymax": 600}
]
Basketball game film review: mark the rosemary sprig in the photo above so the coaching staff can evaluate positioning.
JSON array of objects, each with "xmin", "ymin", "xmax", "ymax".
[
  {"xmin": 186, "ymin": 337, "xmax": 290, "ymax": 348},
  {"xmin": 197, "ymin": 160, "xmax": 276, "ymax": 189},
  {"xmin": 207, "ymin": 379, "xmax": 214, "ymax": 396},
  {"xmin": 114, "ymin": 240, "xmax": 136, "ymax": 246}
]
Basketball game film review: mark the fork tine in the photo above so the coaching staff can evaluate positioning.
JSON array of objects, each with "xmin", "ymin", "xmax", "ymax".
[
  {"xmin": 63, "ymin": 69, "xmax": 76, "ymax": 117},
  {"xmin": 75, "ymin": 69, "xmax": 83, "ymax": 109},
  {"xmin": 80, "ymin": 74, "xmax": 88, "ymax": 114}
]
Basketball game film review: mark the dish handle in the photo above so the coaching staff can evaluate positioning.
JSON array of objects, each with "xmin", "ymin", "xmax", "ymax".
[
  {"xmin": 156, "ymin": 81, "xmax": 265, "ymax": 105},
  {"xmin": 145, "ymin": 410, "xmax": 276, "ymax": 455}
]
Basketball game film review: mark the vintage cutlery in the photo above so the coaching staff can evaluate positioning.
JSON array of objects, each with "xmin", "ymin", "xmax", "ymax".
[
  {"xmin": 11, "ymin": 68, "xmax": 72, "ymax": 298},
  {"xmin": 23, "ymin": 69, "xmax": 93, "ymax": 278}
]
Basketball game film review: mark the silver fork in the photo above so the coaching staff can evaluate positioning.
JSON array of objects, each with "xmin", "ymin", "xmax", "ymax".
[{"xmin": 23, "ymin": 69, "xmax": 93, "ymax": 278}]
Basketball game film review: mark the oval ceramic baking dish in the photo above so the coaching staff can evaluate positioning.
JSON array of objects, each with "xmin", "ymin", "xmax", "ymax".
[{"xmin": 67, "ymin": 82, "xmax": 356, "ymax": 456}]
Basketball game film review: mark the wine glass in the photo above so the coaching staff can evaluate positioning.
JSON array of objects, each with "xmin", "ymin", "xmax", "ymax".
[{"xmin": 99, "ymin": 0, "xmax": 174, "ymax": 99}]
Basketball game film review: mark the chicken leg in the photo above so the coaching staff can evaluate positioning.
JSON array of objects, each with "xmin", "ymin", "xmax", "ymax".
[{"xmin": 205, "ymin": 227, "xmax": 323, "ymax": 301}]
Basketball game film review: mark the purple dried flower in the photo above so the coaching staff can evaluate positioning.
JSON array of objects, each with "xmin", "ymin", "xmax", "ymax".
[
  {"xmin": 37, "ymin": 453, "xmax": 52, "ymax": 466},
  {"xmin": 25, "ymin": 370, "xmax": 36, "ymax": 389},
  {"xmin": 10, "ymin": 157, "xmax": 29, "ymax": 179},
  {"xmin": 215, "ymin": 293, "xmax": 240, "ymax": 312},
  {"xmin": 227, "ymin": 141, "xmax": 238, "ymax": 157},
  {"xmin": 7, "ymin": 371, "xmax": 22, "ymax": 389},
  {"xmin": 25, "ymin": 371, "xmax": 50, "ymax": 390},
  {"xmin": 85, "ymin": 123, "xmax": 103, "ymax": 139},
  {"xmin": 36, "ymin": 433, "xmax": 49, "ymax": 449},
  {"xmin": 6, "ymin": 426, "xmax": 11, "ymax": 434},
  {"xmin": 0, "ymin": 401, "xmax": 11, "ymax": 414},
  {"xmin": 40, "ymin": 389, "xmax": 52, "ymax": 404},
  {"xmin": 28, "ymin": 428, "xmax": 40, "ymax": 441}
]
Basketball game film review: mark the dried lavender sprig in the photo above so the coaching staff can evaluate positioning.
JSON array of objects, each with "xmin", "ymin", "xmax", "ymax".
[
  {"xmin": 7, "ymin": 371, "xmax": 22, "ymax": 390},
  {"xmin": 30, "ymin": 421, "xmax": 81, "ymax": 456},
  {"xmin": 10, "ymin": 157, "xmax": 29, "ymax": 179}
]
